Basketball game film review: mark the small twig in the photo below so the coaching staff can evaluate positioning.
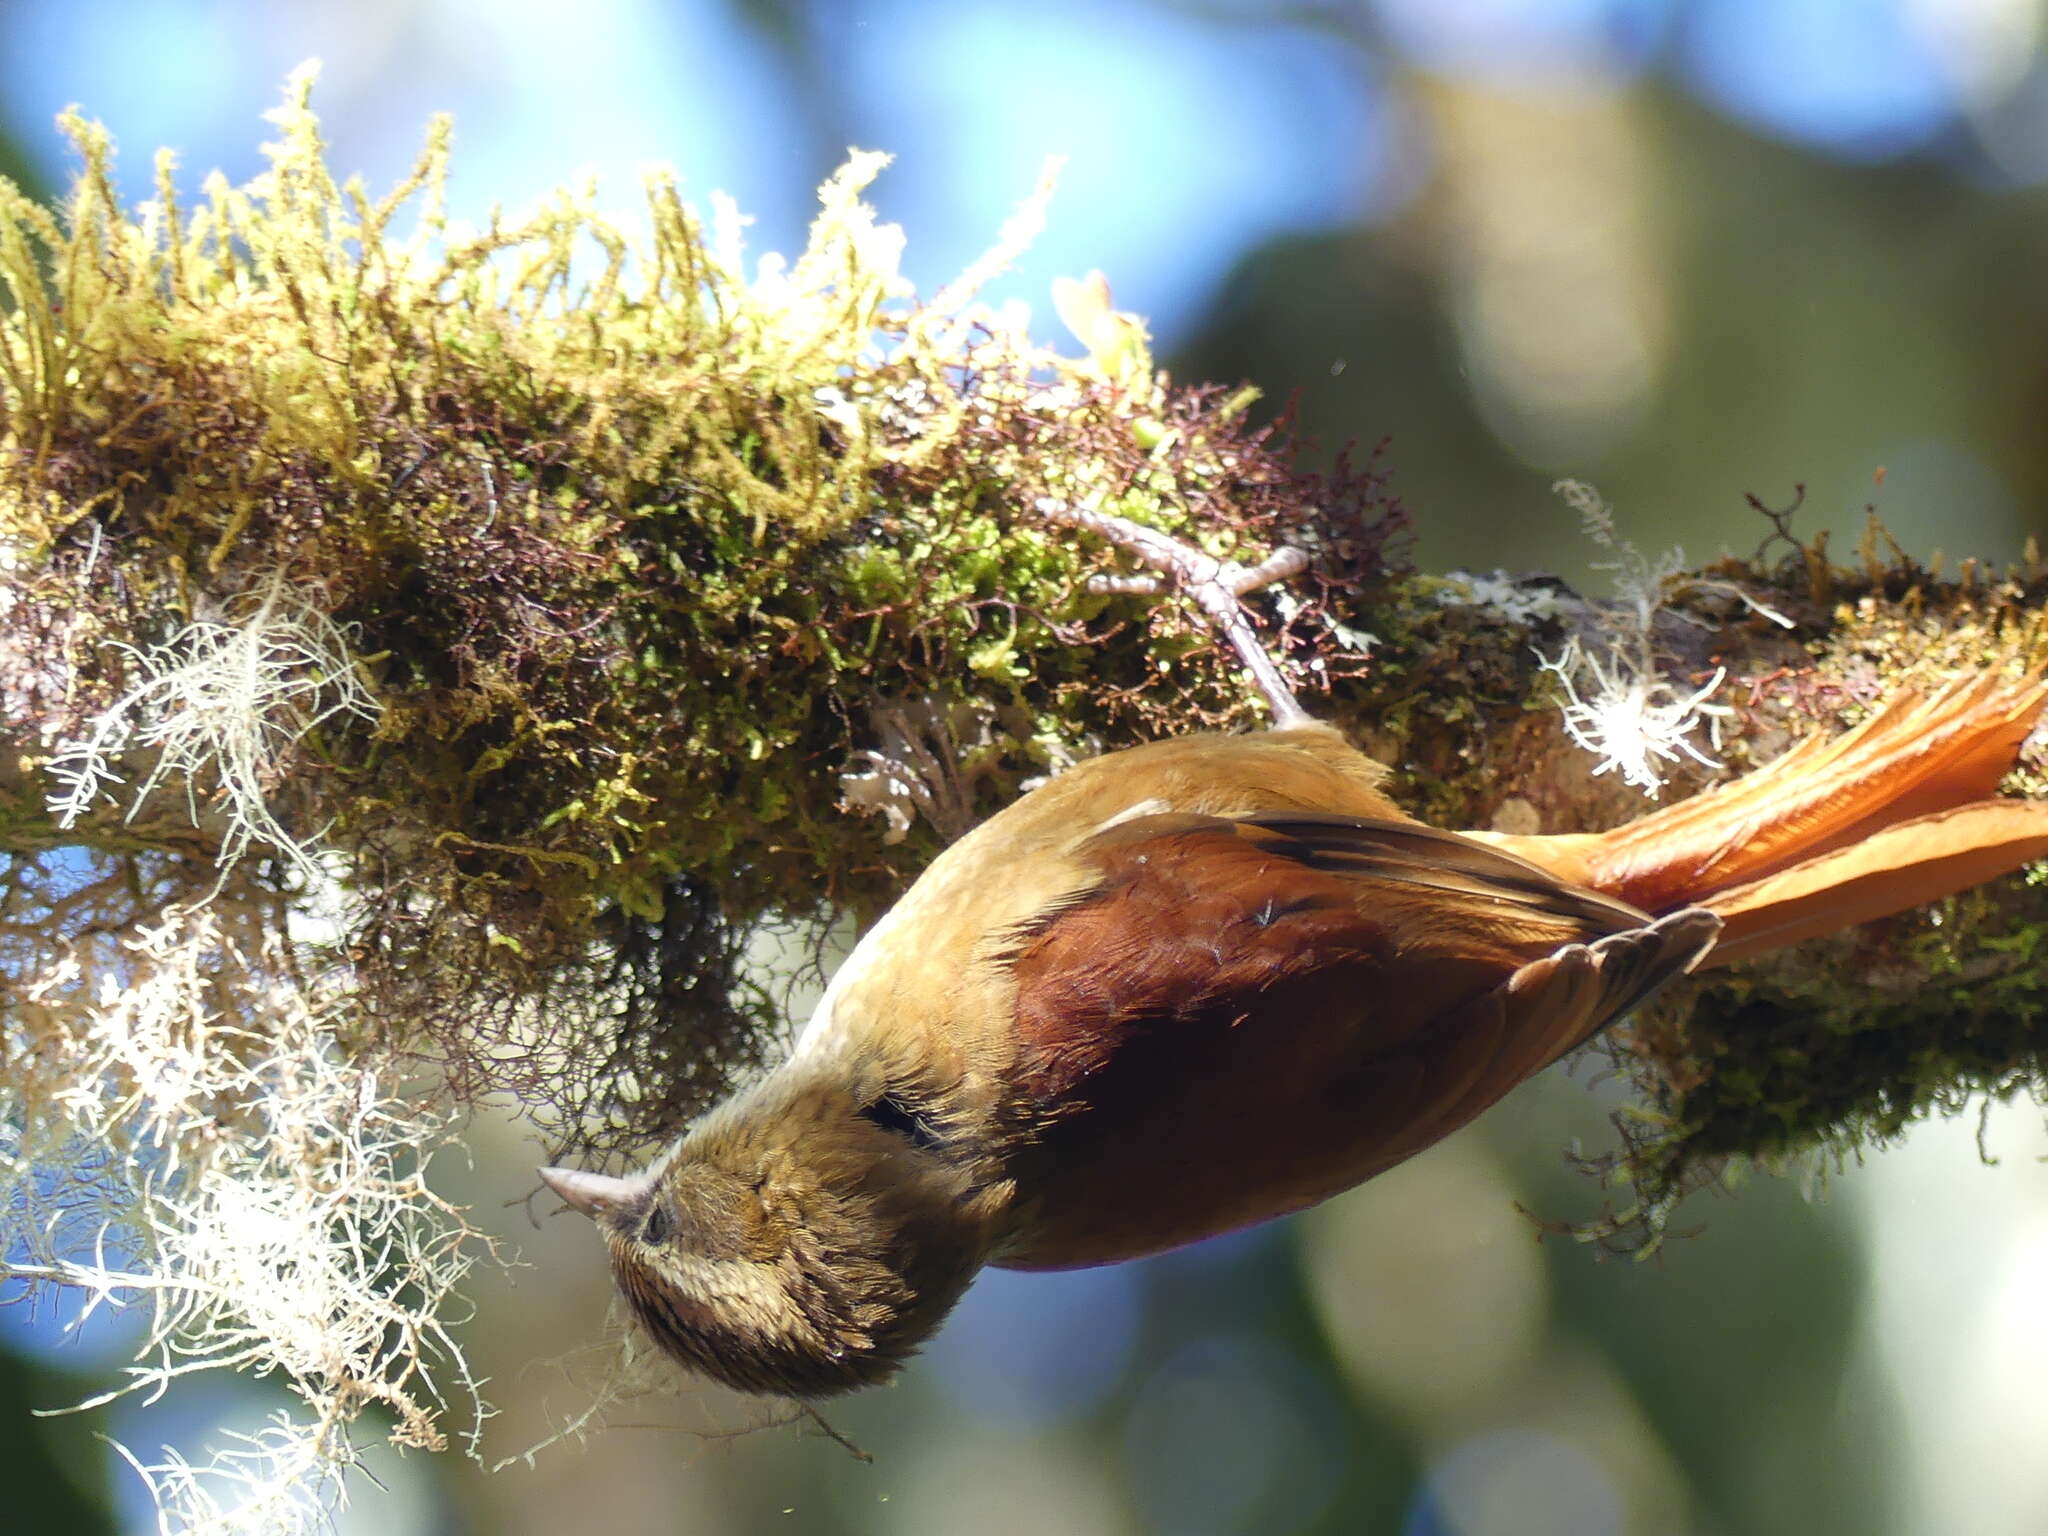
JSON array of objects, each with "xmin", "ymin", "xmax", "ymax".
[
  {"xmin": 1227, "ymin": 546, "xmax": 1313, "ymax": 596},
  {"xmin": 477, "ymin": 454, "xmax": 500, "ymax": 534},
  {"xmin": 800, "ymin": 1404, "xmax": 873, "ymax": 1463},
  {"xmin": 1746, "ymin": 483, "xmax": 1810, "ymax": 572},
  {"xmin": 1041, "ymin": 500, "xmax": 1313, "ymax": 727},
  {"xmin": 79, "ymin": 518, "xmax": 105, "ymax": 585},
  {"xmin": 1085, "ymin": 572, "xmax": 1168, "ymax": 597},
  {"xmin": 388, "ymin": 448, "xmax": 436, "ymax": 496}
]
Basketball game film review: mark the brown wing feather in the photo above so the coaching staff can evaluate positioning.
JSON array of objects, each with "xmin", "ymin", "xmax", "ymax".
[
  {"xmin": 994, "ymin": 815, "xmax": 1718, "ymax": 1269},
  {"xmin": 1222, "ymin": 813, "xmax": 1653, "ymax": 931}
]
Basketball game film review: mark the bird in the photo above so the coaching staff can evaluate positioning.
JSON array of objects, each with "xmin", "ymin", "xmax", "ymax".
[{"xmin": 539, "ymin": 665, "xmax": 2048, "ymax": 1400}]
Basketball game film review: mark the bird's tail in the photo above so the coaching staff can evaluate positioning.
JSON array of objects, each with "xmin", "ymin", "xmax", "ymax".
[{"xmin": 1472, "ymin": 668, "xmax": 2048, "ymax": 967}]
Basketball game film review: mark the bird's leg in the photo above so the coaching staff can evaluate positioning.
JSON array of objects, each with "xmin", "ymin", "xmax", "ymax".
[{"xmin": 1040, "ymin": 501, "xmax": 1314, "ymax": 727}]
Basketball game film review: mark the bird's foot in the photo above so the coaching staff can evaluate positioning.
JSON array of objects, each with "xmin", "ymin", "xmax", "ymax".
[{"xmin": 1037, "ymin": 499, "xmax": 1314, "ymax": 728}]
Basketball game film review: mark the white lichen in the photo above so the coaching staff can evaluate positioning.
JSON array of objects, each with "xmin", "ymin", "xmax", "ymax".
[
  {"xmin": 1540, "ymin": 481, "xmax": 1737, "ymax": 795},
  {"xmin": 1555, "ymin": 476, "xmax": 1686, "ymax": 630},
  {"xmin": 1434, "ymin": 570, "xmax": 1568, "ymax": 625},
  {"xmin": 45, "ymin": 572, "xmax": 378, "ymax": 883},
  {"xmin": 1272, "ymin": 587, "xmax": 1379, "ymax": 656},
  {"xmin": 109, "ymin": 1413, "xmax": 358, "ymax": 1536},
  {"xmin": 3, "ymin": 901, "xmax": 490, "ymax": 1533},
  {"xmin": 1540, "ymin": 636, "xmax": 1730, "ymax": 793}
]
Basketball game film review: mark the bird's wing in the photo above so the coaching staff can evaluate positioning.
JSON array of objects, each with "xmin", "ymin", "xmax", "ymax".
[
  {"xmin": 993, "ymin": 812, "xmax": 1719, "ymax": 1268},
  {"xmin": 1005, "ymin": 809, "xmax": 1716, "ymax": 1087}
]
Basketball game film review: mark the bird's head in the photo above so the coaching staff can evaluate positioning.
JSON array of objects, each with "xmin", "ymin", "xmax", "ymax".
[{"xmin": 539, "ymin": 1072, "xmax": 998, "ymax": 1398}]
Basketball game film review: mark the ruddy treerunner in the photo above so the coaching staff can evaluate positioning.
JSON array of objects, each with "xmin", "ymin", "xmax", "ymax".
[{"xmin": 540, "ymin": 666, "xmax": 2048, "ymax": 1397}]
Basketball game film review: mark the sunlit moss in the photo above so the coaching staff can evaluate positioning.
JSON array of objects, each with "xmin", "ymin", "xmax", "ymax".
[
  {"xmin": 0, "ymin": 74, "xmax": 1411, "ymax": 1510},
  {"xmin": 7, "ymin": 71, "xmax": 2048, "ymax": 1462},
  {"xmin": 0, "ymin": 70, "xmax": 1406, "ymax": 1154}
]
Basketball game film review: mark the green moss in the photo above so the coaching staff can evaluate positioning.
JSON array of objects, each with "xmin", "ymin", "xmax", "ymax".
[
  {"xmin": 11, "ymin": 74, "xmax": 2043, "ymax": 1220},
  {"xmin": 0, "ymin": 73, "xmax": 1407, "ymax": 1150}
]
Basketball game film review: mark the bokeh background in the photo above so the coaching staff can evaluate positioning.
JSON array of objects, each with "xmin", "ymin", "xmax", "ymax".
[{"xmin": 6, "ymin": 2, "xmax": 2048, "ymax": 1532}]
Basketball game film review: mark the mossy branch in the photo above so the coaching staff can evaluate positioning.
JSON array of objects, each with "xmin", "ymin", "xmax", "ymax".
[
  {"xmin": 0, "ymin": 72, "xmax": 1403, "ymax": 1154},
  {"xmin": 4, "ymin": 71, "xmax": 2047, "ymax": 1519}
]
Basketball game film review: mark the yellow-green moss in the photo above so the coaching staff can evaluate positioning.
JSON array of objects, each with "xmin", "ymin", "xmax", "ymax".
[
  {"xmin": 8, "ymin": 74, "xmax": 2045, "ymax": 1227},
  {"xmin": 0, "ymin": 74, "xmax": 1406, "ymax": 1151}
]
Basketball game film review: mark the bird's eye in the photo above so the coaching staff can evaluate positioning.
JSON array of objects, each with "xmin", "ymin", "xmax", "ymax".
[
  {"xmin": 640, "ymin": 1204, "xmax": 672, "ymax": 1245},
  {"xmin": 860, "ymin": 1092, "xmax": 942, "ymax": 1151}
]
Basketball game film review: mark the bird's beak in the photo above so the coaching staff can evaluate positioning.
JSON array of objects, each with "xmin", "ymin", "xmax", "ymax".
[{"xmin": 537, "ymin": 1164, "xmax": 655, "ymax": 1220}]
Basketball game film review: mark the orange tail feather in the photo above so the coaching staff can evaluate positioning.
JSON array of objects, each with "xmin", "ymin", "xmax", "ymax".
[
  {"xmin": 1475, "ymin": 669, "xmax": 2048, "ymax": 966},
  {"xmin": 1701, "ymin": 799, "xmax": 2048, "ymax": 966}
]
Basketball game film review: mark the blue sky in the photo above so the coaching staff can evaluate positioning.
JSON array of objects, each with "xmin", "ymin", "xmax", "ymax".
[{"xmin": 0, "ymin": 0, "xmax": 2017, "ymax": 347}]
